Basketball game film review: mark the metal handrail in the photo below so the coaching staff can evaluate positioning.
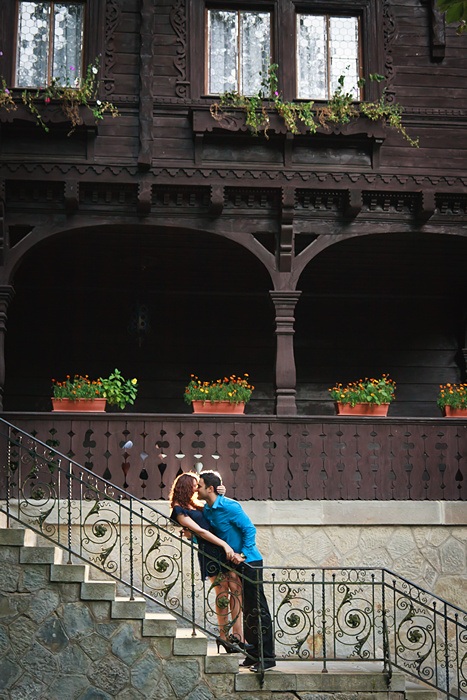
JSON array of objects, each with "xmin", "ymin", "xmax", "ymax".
[{"xmin": 0, "ymin": 417, "xmax": 466, "ymax": 698}]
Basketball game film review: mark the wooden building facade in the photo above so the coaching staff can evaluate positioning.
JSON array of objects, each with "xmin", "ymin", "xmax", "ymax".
[{"xmin": 0, "ymin": 0, "xmax": 466, "ymax": 420}]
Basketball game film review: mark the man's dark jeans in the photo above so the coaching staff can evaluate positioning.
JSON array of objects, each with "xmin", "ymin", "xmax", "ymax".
[{"xmin": 238, "ymin": 559, "xmax": 275, "ymax": 661}]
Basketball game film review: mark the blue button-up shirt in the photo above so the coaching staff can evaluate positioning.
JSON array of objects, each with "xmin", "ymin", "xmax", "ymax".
[{"xmin": 203, "ymin": 495, "xmax": 262, "ymax": 563}]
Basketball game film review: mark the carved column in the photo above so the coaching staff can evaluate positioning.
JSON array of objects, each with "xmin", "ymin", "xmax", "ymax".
[
  {"xmin": 0, "ymin": 286, "xmax": 15, "ymax": 410},
  {"xmin": 270, "ymin": 290, "xmax": 301, "ymax": 416}
]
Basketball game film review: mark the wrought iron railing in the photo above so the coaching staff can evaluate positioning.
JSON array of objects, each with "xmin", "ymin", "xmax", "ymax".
[{"xmin": 0, "ymin": 417, "xmax": 466, "ymax": 697}]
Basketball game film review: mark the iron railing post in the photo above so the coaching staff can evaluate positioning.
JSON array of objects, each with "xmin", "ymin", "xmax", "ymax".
[{"xmin": 66, "ymin": 459, "xmax": 73, "ymax": 564}]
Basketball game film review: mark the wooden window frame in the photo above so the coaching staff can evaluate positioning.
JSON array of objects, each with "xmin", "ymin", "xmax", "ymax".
[
  {"xmin": 190, "ymin": 0, "xmax": 384, "ymax": 103},
  {"xmin": 0, "ymin": 0, "xmax": 104, "ymax": 90}
]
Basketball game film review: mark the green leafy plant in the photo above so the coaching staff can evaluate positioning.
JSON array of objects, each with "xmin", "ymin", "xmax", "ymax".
[
  {"xmin": 210, "ymin": 64, "xmax": 316, "ymax": 138},
  {"xmin": 436, "ymin": 0, "xmax": 467, "ymax": 33},
  {"xmin": 1, "ymin": 57, "xmax": 118, "ymax": 135},
  {"xmin": 328, "ymin": 375, "xmax": 396, "ymax": 407},
  {"xmin": 184, "ymin": 374, "xmax": 254, "ymax": 405},
  {"xmin": 0, "ymin": 79, "xmax": 15, "ymax": 111},
  {"xmin": 437, "ymin": 382, "xmax": 467, "ymax": 409},
  {"xmin": 52, "ymin": 369, "xmax": 138, "ymax": 410},
  {"xmin": 210, "ymin": 65, "xmax": 418, "ymax": 146}
]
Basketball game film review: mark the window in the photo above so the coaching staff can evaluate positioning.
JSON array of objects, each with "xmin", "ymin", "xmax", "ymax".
[
  {"xmin": 207, "ymin": 9, "xmax": 271, "ymax": 95},
  {"xmin": 297, "ymin": 13, "xmax": 361, "ymax": 100},
  {"xmin": 15, "ymin": 1, "xmax": 85, "ymax": 88}
]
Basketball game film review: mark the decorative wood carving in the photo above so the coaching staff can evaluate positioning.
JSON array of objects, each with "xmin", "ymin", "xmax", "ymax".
[
  {"xmin": 138, "ymin": 0, "xmax": 155, "ymax": 169},
  {"xmin": 103, "ymin": 0, "xmax": 122, "ymax": 98},
  {"xmin": 152, "ymin": 186, "xmax": 210, "ymax": 209},
  {"xmin": 382, "ymin": 0, "xmax": 396, "ymax": 103},
  {"xmin": 170, "ymin": 0, "xmax": 189, "ymax": 98}
]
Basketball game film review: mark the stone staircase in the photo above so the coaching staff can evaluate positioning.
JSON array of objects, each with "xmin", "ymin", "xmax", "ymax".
[{"xmin": 0, "ymin": 520, "xmax": 439, "ymax": 700}]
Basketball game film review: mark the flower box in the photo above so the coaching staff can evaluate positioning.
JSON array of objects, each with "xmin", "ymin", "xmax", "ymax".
[
  {"xmin": 336, "ymin": 402, "xmax": 390, "ymax": 417},
  {"xmin": 192, "ymin": 400, "xmax": 245, "ymax": 414},
  {"xmin": 443, "ymin": 406, "xmax": 467, "ymax": 418},
  {"xmin": 52, "ymin": 398, "xmax": 107, "ymax": 412}
]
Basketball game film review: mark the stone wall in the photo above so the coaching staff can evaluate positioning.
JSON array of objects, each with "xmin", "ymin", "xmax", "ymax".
[{"xmin": 0, "ymin": 529, "xmax": 409, "ymax": 700}]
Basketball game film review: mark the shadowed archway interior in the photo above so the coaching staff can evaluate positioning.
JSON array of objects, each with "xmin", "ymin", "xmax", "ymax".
[{"xmin": 4, "ymin": 227, "xmax": 274, "ymax": 413}]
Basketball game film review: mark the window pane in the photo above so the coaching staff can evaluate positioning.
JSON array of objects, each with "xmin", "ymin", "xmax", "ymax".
[
  {"xmin": 208, "ymin": 10, "xmax": 238, "ymax": 94},
  {"xmin": 16, "ymin": 2, "xmax": 50, "ymax": 87},
  {"xmin": 329, "ymin": 16, "xmax": 360, "ymax": 98},
  {"xmin": 297, "ymin": 14, "xmax": 326, "ymax": 100},
  {"xmin": 240, "ymin": 12, "xmax": 270, "ymax": 96},
  {"xmin": 53, "ymin": 3, "xmax": 84, "ymax": 85},
  {"xmin": 297, "ymin": 13, "xmax": 360, "ymax": 100},
  {"xmin": 15, "ymin": 1, "xmax": 84, "ymax": 87},
  {"xmin": 208, "ymin": 9, "xmax": 271, "ymax": 95}
]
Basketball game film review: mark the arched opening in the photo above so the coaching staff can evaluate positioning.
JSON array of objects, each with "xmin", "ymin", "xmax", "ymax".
[
  {"xmin": 295, "ymin": 232, "xmax": 467, "ymax": 416},
  {"xmin": 4, "ymin": 226, "xmax": 275, "ymax": 413}
]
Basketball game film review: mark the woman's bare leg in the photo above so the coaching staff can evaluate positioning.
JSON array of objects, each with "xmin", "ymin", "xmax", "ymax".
[
  {"xmin": 227, "ymin": 571, "xmax": 244, "ymax": 642},
  {"xmin": 209, "ymin": 573, "xmax": 231, "ymax": 639}
]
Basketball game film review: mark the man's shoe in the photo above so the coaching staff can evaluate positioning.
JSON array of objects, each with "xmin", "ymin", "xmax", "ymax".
[
  {"xmin": 249, "ymin": 659, "xmax": 276, "ymax": 672},
  {"xmin": 241, "ymin": 657, "xmax": 257, "ymax": 667}
]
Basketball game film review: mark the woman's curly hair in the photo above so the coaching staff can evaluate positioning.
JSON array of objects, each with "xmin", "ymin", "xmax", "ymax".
[{"xmin": 169, "ymin": 472, "xmax": 203, "ymax": 510}]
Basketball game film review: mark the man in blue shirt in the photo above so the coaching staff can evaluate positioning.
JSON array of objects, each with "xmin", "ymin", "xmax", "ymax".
[{"xmin": 198, "ymin": 470, "xmax": 276, "ymax": 672}]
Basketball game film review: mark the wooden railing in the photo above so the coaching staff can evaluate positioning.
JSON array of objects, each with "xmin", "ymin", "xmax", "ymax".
[{"xmin": 2, "ymin": 412, "xmax": 466, "ymax": 501}]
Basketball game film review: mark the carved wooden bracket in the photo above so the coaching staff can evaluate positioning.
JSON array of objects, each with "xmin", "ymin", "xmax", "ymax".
[
  {"xmin": 64, "ymin": 180, "xmax": 79, "ymax": 212},
  {"xmin": 279, "ymin": 188, "xmax": 295, "ymax": 273},
  {"xmin": 137, "ymin": 181, "xmax": 152, "ymax": 216},
  {"xmin": 344, "ymin": 189, "xmax": 362, "ymax": 219},
  {"xmin": 416, "ymin": 190, "xmax": 436, "ymax": 221},
  {"xmin": 209, "ymin": 186, "xmax": 224, "ymax": 216}
]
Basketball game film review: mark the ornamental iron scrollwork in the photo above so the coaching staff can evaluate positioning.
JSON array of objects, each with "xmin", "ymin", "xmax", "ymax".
[{"xmin": 0, "ymin": 417, "xmax": 466, "ymax": 699}]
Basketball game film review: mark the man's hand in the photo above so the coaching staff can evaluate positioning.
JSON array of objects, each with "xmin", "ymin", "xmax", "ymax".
[{"xmin": 230, "ymin": 552, "xmax": 244, "ymax": 565}]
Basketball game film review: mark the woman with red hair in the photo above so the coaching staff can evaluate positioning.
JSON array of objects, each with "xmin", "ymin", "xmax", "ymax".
[{"xmin": 169, "ymin": 472, "xmax": 246, "ymax": 652}]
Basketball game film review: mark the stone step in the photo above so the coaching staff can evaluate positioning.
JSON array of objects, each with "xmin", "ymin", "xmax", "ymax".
[
  {"xmin": 205, "ymin": 646, "xmax": 241, "ymax": 674},
  {"xmin": 142, "ymin": 612, "xmax": 178, "ymax": 637},
  {"xmin": 20, "ymin": 544, "xmax": 63, "ymax": 564},
  {"xmin": 50, "ymin": 563, "xmax": 89, "ymax": 582},
  {"xmin": 111, "ymin": 597, "xmax": 147, "ymax": 619},
  {"xmin": 174, "ymin": 628, "xmax": 208, "ymax": 656},
  {"xmin": 406, "ymin": 688, "xmax": 440, "ymax": 700},
  {"xmin": 235, "ymin": 668, "xmax": 406, "ymax": 694},
  {"xmin": 0, "ymin": 526, "xmax": 36, "ymax": 547},
  {"xmin": 80, "ymin": 580, "xmax": 116, "ymax": 601}
]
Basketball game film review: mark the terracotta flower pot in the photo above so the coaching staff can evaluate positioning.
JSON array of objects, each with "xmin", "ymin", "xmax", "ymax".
[
  {"xmin": 443, "ymin": 406, "xmax": 467, "ymax": 418},
  {"xmin": 52, "ymin": 398, "xmax": 107, "ymax": 412},
  {"xmin": 336, "ymin": 402, "xmax": 390, "ymax": 416},
  {"xmin": 192, "ymin": 400, "xmax": 245, "ymax": 414}
]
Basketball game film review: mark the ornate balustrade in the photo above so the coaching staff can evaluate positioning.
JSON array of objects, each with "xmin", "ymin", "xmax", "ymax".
[{"xmin": 2, "ymin": 412, "xmax": 465, "ymax": 501}]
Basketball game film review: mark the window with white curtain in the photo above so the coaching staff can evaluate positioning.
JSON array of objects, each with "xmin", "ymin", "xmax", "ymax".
[
  {"xmin": 297, "ymin": 13, "xmax": 361, "ymax": 100},
  {"xmin": 15, "ymin": 1, "xmax": 85, "ymax": 88},
  {"xmin": 207, "ymin": 9, "xmax": 271, "ymax": 95}
]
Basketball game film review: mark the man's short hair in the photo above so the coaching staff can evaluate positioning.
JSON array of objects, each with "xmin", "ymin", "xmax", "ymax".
[{"xmin": 199, "ymin": 470, "xmax": 222, "ymax": 491}]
